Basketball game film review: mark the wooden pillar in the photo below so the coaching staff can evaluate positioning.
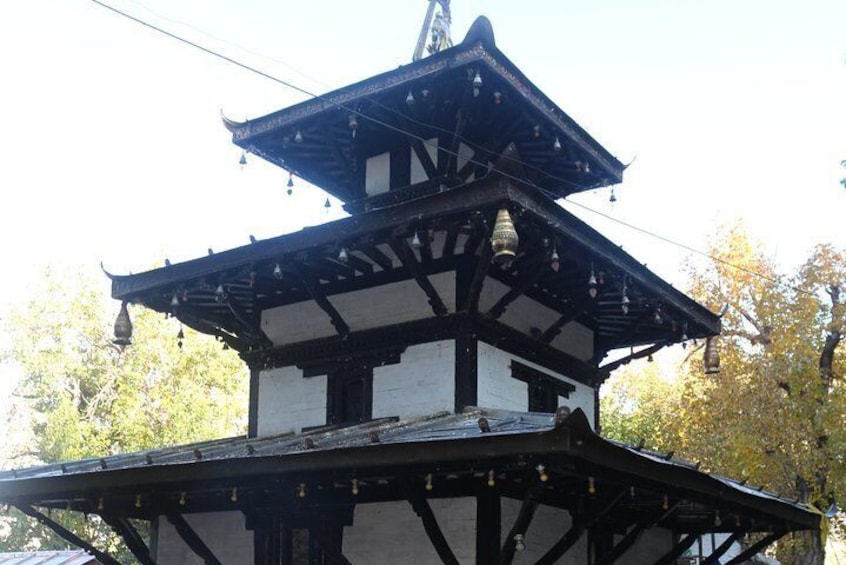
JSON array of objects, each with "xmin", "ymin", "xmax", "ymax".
[{"xmin": 476, "ymin": 490, "xmax": 501, "ymax": 564}]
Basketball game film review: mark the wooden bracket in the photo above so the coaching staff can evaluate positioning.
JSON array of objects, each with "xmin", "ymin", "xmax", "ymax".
[
  {"xmin": 294, "ymin": 267, "xmax": 350, "ymax": 336},
  {"xmin": 723, "ymin": 531, "xmax": 785, "ymax": 565},
  {"xmin": 101, "ymin": 513, "xmax": 156, "ymax": 565},
  {"xmin": 14, "ymin": 505, "xmax": 121, "ymax": 565},
  {"xmin": 167, "ymin": 513, "xmax": 223, "ymax": 565},
  {"xmin": 701, "ymin": 531, "xmax": 745, "ymax": 565},
  {"xmin": 390, "ymin": 239, "xmax": 448, "ymax": 317},
  {"xmin": 407, "ymin": 491, "xmax": 460, "ymax": 565},
  {"xmin": 501, "ymin": 485, "xmax": 541, "ymax": 564},
  {"xmin": 486, "ymin": 260, "xmax": 549, "ymax": 320}
]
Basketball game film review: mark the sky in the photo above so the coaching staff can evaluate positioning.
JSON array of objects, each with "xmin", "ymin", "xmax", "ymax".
[{"xmin": 0, "ymin": 0, "xmax": 844, "ymax": 306}]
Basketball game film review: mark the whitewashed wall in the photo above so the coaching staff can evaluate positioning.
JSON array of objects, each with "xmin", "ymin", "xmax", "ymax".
[
  {"xmin": 477, "ymin": 342, "xmax": 595, "ymax": 424},
  {"xmin": 502, "ymin": 498, "xmax": 585, "ymax": 564},
  {"xmin": 616, "ymin": 527, "xmax": 672, "ymax": 565},
  {"xmin": 155, "ymin": 512, "xmax": 252, "ymax": 565},
  {"xmin": 344, "ymin": 498, "xmax": 476, "ymax": 563},
  {"xmin": 372, "ymin": 340, "xmax": 455, "ymax": 419},
  {"xmin": 261, "ymin": 273, "xmax": 456, "ymax": 346},
  {"xmin": 257, "ymin": 366, "xmax": 327, "ymax": 436},
  {"xmin": 478, "ymin": 277, "xmax": 594, "ymax": 361}
]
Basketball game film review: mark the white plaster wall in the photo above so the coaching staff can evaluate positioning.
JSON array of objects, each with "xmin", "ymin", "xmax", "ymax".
[
  {"xmin": 343, "ymin": 498, "xmax": 476, "ymax": 563},
  {"xmin": 410, "ymin": 137, "xmax": 439, "ymax": 185},
  {"xmin": 501, "ymin": 498, "xmax": 585, "ymax": 564},
  {"xmin": 261, "ymin": 273, "xmax": 456, "ymax": 346},
  {"xmin": 373, "ymin": 340, "xmax": 455, "ymax": 420},
  {"xmin": 616, "ymin": 527, "xmax": 672, "ymax": 565},
  {"xmin": 478, "ymin": 277, "xmax": 593, "ymax": 361},
  {"xmin": 477, "ymin": 342, "xmax": 595, "ymax": 424},
  {"xmin": 365, "ymin": 152, "xmax": 390, "ymax": 195},
  {"xmin": 257, "ymin": 366, "xmax": 327, "ymax": 436},
  {"xmin": 155, "ymin": 511, "xmax": 252, "ymax": 565}
]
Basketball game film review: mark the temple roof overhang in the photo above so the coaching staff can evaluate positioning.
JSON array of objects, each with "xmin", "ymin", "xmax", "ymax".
[
  {"xmin": 0, "ymin": 408, "xmax": 818, "ymax": 534},
  {"xmin": 223, "ymin": 17, "xmax": 625, "ymax": 206},
  {"xmin": 107, "ymin": 173, "xmax": 719, "ymax": 364}
]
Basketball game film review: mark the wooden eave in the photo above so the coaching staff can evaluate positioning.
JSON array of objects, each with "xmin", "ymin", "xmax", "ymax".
[
  {"xmin": 223, "ymin": 17, "xmax": 624, "ymax": 203},
  {"xmin": 109, "ymin": 175, "xmax": 718, "ymax": 358},
  {"xmin": 0, "ymin": 409, "xmax": 817, "ymax": 532}
]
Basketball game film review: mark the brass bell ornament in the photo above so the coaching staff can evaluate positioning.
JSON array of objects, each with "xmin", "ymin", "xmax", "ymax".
[
  {"xmin": 113, "ymin": 301, "xmax": 133, "ymax": 346},
  {"xmin": 491, "ymin": 208, "xmax": 519, "ymax": 264}
]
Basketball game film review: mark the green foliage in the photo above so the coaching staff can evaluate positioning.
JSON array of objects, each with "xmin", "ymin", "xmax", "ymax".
[
  {"xmin": 0, "ymin": 264, "xmax": 248, "ymax": 558},
  {"xmin": 601, "ymin": 222, "xmax": 845, "ymax": 564}
]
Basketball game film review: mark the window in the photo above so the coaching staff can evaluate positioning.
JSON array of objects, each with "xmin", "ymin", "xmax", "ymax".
[
  {"xmin": 510, "ymin": 361, "xmax": 575, "ymax": 413},
  {"xmin": 326, "ymin": 367, "xmax": 373, "ymax": 425}
]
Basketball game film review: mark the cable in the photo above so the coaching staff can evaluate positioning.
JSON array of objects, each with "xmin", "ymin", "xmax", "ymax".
[{"xmin": 87, "ymin": 0, "xmax": 818, "ymax": 299}]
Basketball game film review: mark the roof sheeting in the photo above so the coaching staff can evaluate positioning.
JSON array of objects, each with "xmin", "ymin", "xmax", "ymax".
[{"xmin": 0, "ymin": 551, "xmax": 97, "ymax": 565}]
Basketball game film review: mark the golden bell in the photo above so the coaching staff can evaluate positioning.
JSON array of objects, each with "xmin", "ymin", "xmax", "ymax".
[
  {"xmin": 491, "ymin": 208, "xmax": 519, "ymax": 264},
  {"xmin": 703, "ymin": 336, "xmax": 720, "ymax": 374},
  {"xmin": 113, "ymin": 301, "xmax": 132, "ymax": 346}
]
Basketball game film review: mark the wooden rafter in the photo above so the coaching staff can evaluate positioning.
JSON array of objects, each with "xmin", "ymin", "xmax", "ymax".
[
  {"xmin": 167, "ymin": 513, "xmax": 223, "ymax": 565},
  {"xmin": 176, "ymin": 307, "xmax": 245, "ymax": 351},
  {"xmin": 390, "ymin": 239, "xmax": 448, "ymax": 317},
  {"xmin": 293, "ymin": 267, "xmax": 350, "ymax": 336},
  {"xmin": 487, "ymin": 261, "xmax": 549, "ymax": 320},
  {"xmin": 599, "ymin": 342, "xmax": 667, "ymax": 374},
  {"xmin": 540, "ymin": 299, "xmax": 590, "ymax": 343},
  {"xmin": 15, "ymin": 505, "xmax": 121, "ymax": 565},
  {"xmin": 359, "ymin": 244, "xmax": 394, "ymax": 272},
  {"xmin": 651, "ymin": 532, "xmax": 703, "ymax": 565},
  {"xmin": 465, "ymin": 237, "xmax": 493, "ymax": 313},
  {"xmin": 224, "ymin": 293, "xmax": 271, "ymax": 347},
  {"xmin": 321, "ymin": 125, "xmax": 359, "ymax": 198},
  {"xmin": 101, "ymin": 513, "xmax": 156, "ymax": 565},
  {"xmin": 723, "ymin": 531, "xmax": 786, "ymax": 565},
  {"xmin": 701, "ymin": 531, "xmax": 744, "ymax": 565},
  {"xmin": 595, "ymin": 502, "xmax": 679, "ymax": 565},
  {"xmin": 408, "ymin": 492, "xmax": 460, "ymax": 565},
  {"xmin": 501, "ymin": 486, "xmax": 541, "ymax": 564},
  {"xmin": 442, "ymin": 223, "xmax": 460, "ymax": 258},
  {"xmin": 534, "ymin": 519, "xmax": 586, "ymax": 565}
]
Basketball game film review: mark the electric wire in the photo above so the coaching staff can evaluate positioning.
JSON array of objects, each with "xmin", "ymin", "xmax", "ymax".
[{"xmin": 87, "ymin": 0, "xmax": 820, "ymax": 299}]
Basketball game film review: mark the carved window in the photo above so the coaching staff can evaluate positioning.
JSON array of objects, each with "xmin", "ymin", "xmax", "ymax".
[{"xmin": 326, "ymin": 367, "xmax": 373, "ymax": 426}]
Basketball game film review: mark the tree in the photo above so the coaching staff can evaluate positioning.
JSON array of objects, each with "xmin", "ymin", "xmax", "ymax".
[
  {"xmin": 0, "ymin": 264, "xmax": 249, "ymax": 560},
  {"xmin": 601, "ymin": 223, "xmax": 845, "ymax": 565}
]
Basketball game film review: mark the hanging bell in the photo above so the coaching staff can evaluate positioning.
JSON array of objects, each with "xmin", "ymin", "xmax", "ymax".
[
  {"xmin": 406, "ymin": 90, "xmax": 415, "ymax": 106},
  {"xmin": 273, "ymin": 263, "xmax": 284, "ymax": 280},
  {"xmin": 113, "ymin": 301, "xmax": 133, "ymax": 346},
  {"xmin": 703, "ymin": 336, "xmax": 721, "ymax": 374},
  {"xmin": 610, "ymin": 187, "xmax": 617, "ymax": 203},
  {"xmin": 411, "ymin": 231, "xmax": 422, "ymax": 249},
  {"xmin": 294, "ymin": 130, "xmax": 303, "ymax": 143},
  {"xmin": 553, "ymin": 137, "xmax": 562, "ymax": 152},
  {"xmin": 338, "ymin": 247, "xmax": 349, "ymax": 263},
  {"xmin": 239, "ymin": 151, "xmax": 247, "ymax": 167},
  {"xmin": 490, "ymin": 208, "xmax": 519, "ymax": 264}
]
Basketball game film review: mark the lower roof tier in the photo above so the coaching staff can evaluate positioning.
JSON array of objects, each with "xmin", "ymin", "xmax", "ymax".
[{"xmin": 0, "ymin": 408, "xmax": 817, "ymax": 536}]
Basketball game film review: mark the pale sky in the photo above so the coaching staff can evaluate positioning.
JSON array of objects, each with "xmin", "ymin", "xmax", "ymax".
[{"xmin": 0, "ymin": 0, "xmax": 844, "ymax": 306}]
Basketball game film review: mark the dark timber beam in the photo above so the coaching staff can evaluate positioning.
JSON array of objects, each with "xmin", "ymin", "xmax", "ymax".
[
  {"xmin": 174, "ymin": 305, "xmax": 247, "ymax": 351},
  {"xmin": 651, "ymin": 532, "xmax": 702, "ymax": 565},
  {"xmin": 15, "ymin": 505, "xmax": 121, "ymax": 565},
  {"xmin": 486, "ymin": 262, "xmax": 549, "ymax": 320},
  {"xmin": 465, "ymin": 240, "xmax": 493, "ymax": 313},
  {"xmin": 540, "ymin": 300, "xmax": 589, "ymax": 343},
  {"xmin": 390, "ymin": 239, "xmax": 448, "ymax": 317},
  {"xmin": 101, "ymin": 513, "xmax": 156, "ymax": 565},
  {"xmin": 701, "ymin": 531, "xmax": 744, "ymax": 565},
  {"xmin": 293, "ymin": 268, "xmax": 350, "ymax": 336},
  {"xmin": 595, "ymin": 502, "xmax": 680, "ymax": 565},
  {"xmin": 723, "ymin": 531, "xmax": 786, "ymax": 565},
  {"xmin": 442, "ymin": 224, "xmax": 460, "ymax": 258},
  {"xmin": 408, "ymin": 492, "xmax": 460, "ymax": 565},
  {"xmin": 411, "ymin": 138, "xmax": 439, "ymax": 180},
  {"xmin": 224, "ymin": 293, "xmax": 271, "ymax": 347},
  {"xmin": 534, "ymin": 519, "xmax": 585, "ymax": 565},
  {"xmin": 599, "ymin": 342, "xmax": 667, "ymax": 374},
  {"xmin": 359, "ymin": 244, "xmax": 394, "ymax": 272},
  {"xmin": 321, "ymin": 125, "xmax": 359, "ymax": 198},
  {"xmin": 501, "ymin": 486, "xmax": 541, "ymax": 565},
  {"xmin": 167, "ymin": 513, "xmax": 223, "ymax": 565},
  {"xmin": 311, "ymin": 519, "xmax": 353, "ymax": 565},
  {"xmin": 476, "ymin": 490, "xmax": 501, "ymax": 564}
]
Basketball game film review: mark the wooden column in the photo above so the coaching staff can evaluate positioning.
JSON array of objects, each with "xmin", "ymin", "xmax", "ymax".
[{"xmin": 476, "ymin": 489, "xmax": 500, "ymax": 564}]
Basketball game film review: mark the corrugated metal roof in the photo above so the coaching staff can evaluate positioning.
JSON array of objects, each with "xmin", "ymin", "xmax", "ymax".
[
  {"xmin": 0, "ymin": 408, "xmax": 818, "ymax": 531},
  {"xmin": 0, "ymin": 551, "xmax": 97, "ymax": 565}
]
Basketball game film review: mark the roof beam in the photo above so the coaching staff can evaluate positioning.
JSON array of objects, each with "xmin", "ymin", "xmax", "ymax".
[
  {"xmin": 408, "ymin": 491, "xmax": 460, "ymax": 565},
  {"xmin": 501, "ymin": 485, "xmax": 541, "ymax": 564},
  {"xmin": 486, "ymin": 261, "xmax": 549, "ymax": 320},
  {"xmin": 14, "ymin": 505, "xmax": 121, "ymax": 565},
  {"xmin": 595, "ymin": 502, "xmax": 680, "ymax": 565},
  {"xmin": 390, "ymin": 239, "xmax": 447, "ymax": 317},
  {"xmin": 167, "ymin": 513, "xmax": 223, "ymax": 565},
  {"xmin": 533, "ymin": 519, "xmax": 585, "ymax": 565},
  {"xmin": 101, "ymin": 513, "xmax": 156, "ymax": 565},
  {"xmin": 359, "ymin": 245, "xmax": 394, "ymax": 272},
  {"xmin": 223, "ymin": 292, "xmax": 271, "ymax": 347},
  {"xmin": 723, "ymin": 531, "xmax": 786, "ymax": 565},
  {"xmin": 701, "ymin": 531, "xmax": 745, "ymax": 565},
  {"xmin": 321, "ymin": 125, "xmax": 359, "ymax": 199},
  {"xmin": 294, "ymin": 268, "xmax": 349, "ymax": 336},
  {"xmin": 540, "ymin": 299, "xmax": 590, "ymax": 343},
  {"xmin": 651, "ymin": 532, "xmax": 703, "ymax": 565}
]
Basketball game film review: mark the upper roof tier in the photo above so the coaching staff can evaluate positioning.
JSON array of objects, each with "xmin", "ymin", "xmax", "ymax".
[{"xmin": 224, "ymin": 17, "xmax": 624, "ymax": 210}]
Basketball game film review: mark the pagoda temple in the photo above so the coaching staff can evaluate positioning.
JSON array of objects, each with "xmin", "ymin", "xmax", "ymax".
[{"xmin": 0, "ymin": 13, "xmax": 817, "ymax": 565}]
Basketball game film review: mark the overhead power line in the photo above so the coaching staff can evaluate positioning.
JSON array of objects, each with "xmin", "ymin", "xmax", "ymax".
[{"xmin": 87, "ymin": 0, "xmax": 819, "ymax": 299}]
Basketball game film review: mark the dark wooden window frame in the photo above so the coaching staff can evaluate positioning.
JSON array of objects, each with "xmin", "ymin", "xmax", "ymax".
[{"xmin": 509, "ymin": 360, "xmax": 576, "ymax": 413}]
